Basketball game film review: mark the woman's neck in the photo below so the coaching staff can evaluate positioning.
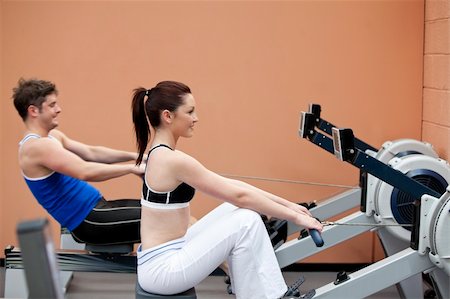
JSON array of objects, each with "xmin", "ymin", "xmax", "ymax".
[{"xmin": 152, "ymin": 129, "xmax": 178, "ymax": 149}]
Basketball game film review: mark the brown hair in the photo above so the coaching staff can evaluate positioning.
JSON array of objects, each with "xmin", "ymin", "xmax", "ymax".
[
  {"xmin": 12, "ymin": 78, "xmax": 58, "ymax": 121},
  {"xmin": 131, "ymin": 81, "xmax": 191, "ymax": 165}
]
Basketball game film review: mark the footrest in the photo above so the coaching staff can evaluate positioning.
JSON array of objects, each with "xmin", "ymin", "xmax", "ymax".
[{"xmin": 136, "ymin": 282, "xmax": 197, "ymax": 299}]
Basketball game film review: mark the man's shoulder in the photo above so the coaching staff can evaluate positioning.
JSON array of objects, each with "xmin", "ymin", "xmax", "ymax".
[
  {"xmin": 18, "ymin": 136, "xmax": 55, "ymax": 168},
  {"xmin": 22, "ymin": 136, "xmax": 56, "ymax": 151},
  {"xmin": 49, "ymin": 129, "xmax": 64, "ymax": 140}
]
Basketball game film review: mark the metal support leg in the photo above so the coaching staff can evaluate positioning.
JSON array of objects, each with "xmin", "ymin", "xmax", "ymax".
[
  {"xmin": 377, "ymin": 228, "xmax": 425, "ymax": 299},
  {"xmin": 59, "ymin": 228, "xmax": 84, "ymax": 295},
  {"xmin": 427, "ymin": 268, "xmax": 450, "ymax": 299},
  {"xmin": 276, "ymin": 212, "xmax": 376, "ymax": 268},
  {"xmin": 313, "ymin": 248, "xmax": 436, "ymax": 299}
]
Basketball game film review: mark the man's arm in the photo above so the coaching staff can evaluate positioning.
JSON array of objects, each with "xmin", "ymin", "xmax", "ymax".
[
  {"xmin": 50, "ymin": 130, "xmax": 139, "ymax": 164},
  {"xmin": 27, "ymin": 137, "xmax": 143, "ymax": 182}
]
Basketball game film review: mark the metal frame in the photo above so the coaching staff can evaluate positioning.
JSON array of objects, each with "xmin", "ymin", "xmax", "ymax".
[
  {"xmin": 311, "ymin": 188, "xmax": 450, "ymax": 299},
  {"xmin": 4, "ymin": 230, "xmax": 137, "ymax": 298},
  {"xmin": 313, "ymin": 248, "xmax": 435, "ymax": 298},
  {"xmin": 16, "ymin": 218, "xmax": 64, "ymax": 299},
  {"xmin": 292, "ymin": 104, "xmax": 449, "ymax": 298}
]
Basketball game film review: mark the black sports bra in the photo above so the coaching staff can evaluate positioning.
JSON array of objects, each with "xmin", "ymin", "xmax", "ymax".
[{"xmin": 141, "ymin": 144, "xmax": 195, "ymax": 209}]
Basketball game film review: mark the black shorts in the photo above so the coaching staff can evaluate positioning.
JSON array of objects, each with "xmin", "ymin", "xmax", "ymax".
[{"xmin": 71, "ymin": 197, "xmax": 141, "ymax": 245}]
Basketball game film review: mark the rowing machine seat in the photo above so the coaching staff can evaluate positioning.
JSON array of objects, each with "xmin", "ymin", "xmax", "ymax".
[{"xmin": 136, "ymin": 282, "xmax": 197, "ymax": 299}]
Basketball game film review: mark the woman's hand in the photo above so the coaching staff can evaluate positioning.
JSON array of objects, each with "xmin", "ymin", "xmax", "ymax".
[
  {"xmin": 286, "ymin": 202, "xmax": 312, "ymax": 217},
  {"xmin": 294, "ymin": 213, "xmax": 323, "ymax": 232}
]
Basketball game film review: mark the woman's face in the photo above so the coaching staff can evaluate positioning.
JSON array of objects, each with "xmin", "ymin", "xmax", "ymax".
[{"xmin": 172, "ymin": 93, "xmax": 199, "ymax": 138}]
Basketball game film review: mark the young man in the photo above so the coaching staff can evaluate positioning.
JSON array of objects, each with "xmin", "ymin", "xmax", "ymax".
[{"xmin": 13, "ymin": 78, "xmax": 144, "ymax": 245}]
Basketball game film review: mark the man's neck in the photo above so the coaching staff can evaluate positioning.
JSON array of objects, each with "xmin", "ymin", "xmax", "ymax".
[{"xmin": 24, "ymin": 122, "xmax": 50, "ymax": 137}]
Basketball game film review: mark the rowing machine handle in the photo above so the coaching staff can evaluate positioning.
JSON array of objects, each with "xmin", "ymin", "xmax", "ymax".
[{"xmin": 309, "ymin": 229, "xmax": 324, "ymax": 247}]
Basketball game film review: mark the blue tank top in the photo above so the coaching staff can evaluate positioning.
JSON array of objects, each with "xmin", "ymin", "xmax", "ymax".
[{"xmin": 19, "ymin": 134, "xmax": 102, "ymax": 231}]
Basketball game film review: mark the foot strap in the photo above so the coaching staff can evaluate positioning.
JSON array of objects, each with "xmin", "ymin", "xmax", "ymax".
[
  {"xmin": 283, "ymin": 276, "xmax": 316, "ymax": 298},
  {"xmin": 284, "ymin": 275, "xmax": 306, "ymax": 296}
]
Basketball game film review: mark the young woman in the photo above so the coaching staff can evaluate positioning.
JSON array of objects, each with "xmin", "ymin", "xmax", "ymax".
[{"xmin": 132, "ymin": 81, "xmax": 323, "ymax": 299}]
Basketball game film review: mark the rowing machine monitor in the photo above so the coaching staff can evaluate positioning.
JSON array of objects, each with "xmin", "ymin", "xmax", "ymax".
[
  {"xmin": 332, "ymin": 127, "xmax": 356, "ymax": 162},
  {"xmin": 299, "ymin": 112, "xmax": 316, "ymax": 139},
  {"xmin": 308, "ymin": 103, "xmax": 321, "ymax": 121}
]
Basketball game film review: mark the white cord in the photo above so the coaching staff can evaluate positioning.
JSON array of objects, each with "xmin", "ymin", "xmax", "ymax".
[{"xmin": 220, "ymin": 173, "xmax": 359, "ymax": 189}]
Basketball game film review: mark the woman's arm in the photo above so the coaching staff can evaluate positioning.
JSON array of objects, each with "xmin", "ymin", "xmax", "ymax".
[
  {"xmin": 173, "ymin": 152, "xmax": 322, "ymax": 231},
  {"xmin": 224, "ymin": 178, "xmax": 312, "ymax": 217}
]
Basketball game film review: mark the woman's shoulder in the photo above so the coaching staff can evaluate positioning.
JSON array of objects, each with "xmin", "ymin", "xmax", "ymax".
[
  {"xmin": 171, "ymin": 149, "xmax": 203, "ymax": 169},
  {"xmin": 172, "ymin": 149, "xmax": 195, "ymax": 162}
]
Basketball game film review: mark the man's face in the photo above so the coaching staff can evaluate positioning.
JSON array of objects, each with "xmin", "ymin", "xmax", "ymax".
[{"xmin": 36, "ymin": 93, "xmax": 62, "ymax": 130}]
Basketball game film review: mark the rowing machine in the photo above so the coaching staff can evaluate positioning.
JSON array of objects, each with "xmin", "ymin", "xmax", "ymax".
[
  {"xmin": 314, "ymin": 124, "xmax": 448, "ymax": 298},
  {"xmin": 312, "ymin": 186, "xmax": 450, "ymax": 299},
  {"xmin": 275, "ymin": 105, "xmax": 448, "ymax": 298}
]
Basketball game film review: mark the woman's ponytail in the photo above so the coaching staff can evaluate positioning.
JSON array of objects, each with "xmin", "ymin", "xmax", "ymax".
[{"xmin": 131, "ymin": 87, "xmax": 150, "ymax": 165}]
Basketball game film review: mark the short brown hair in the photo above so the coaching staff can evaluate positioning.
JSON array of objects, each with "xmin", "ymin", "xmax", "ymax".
[{"xmin": 12, "ymin": 78, "xmax": 58, "ymax": 121}]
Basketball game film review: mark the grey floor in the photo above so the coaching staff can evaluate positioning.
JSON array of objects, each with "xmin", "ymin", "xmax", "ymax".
[{"xmin": 1, "ymin": 267, "xmax": 403, "ymax": 299}]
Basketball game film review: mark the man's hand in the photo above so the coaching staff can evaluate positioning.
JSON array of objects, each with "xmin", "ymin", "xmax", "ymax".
[{"xmin": 131, "ymin": 162, "xmax": 146, "ymax": 179}]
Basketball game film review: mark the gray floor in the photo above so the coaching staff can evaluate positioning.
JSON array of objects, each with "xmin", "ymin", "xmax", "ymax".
[{"xmin": 1, "ymin": 267, "xmax": 402, "ymax": 299}]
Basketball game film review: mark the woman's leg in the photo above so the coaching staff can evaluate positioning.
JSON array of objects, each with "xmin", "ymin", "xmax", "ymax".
[
  {"xmin": 185, "ymin": 202, "xmax": 238, "ymax": 241},
  {"xmin": 71, "ymin": 197, "xmax": 141, "ymax": 245},
  {"xmin": 185, "ymin": 202, "xmax": 238, "ymax": 276},
  {"xmin": 138, "ymin": 207, "xmax": 287, "ymax": 299}
]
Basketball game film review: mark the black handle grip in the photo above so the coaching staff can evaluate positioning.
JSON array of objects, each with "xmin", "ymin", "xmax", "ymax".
[{"xmin": 309, "ymin": 229, "xmax": 324, "ymax": 247}]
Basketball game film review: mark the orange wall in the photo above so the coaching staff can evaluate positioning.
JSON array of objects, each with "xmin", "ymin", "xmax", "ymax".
[
  {"xmin": 1, "ymin": 1, "xmax": 425, "ymax": 264},
  {"xmin": 422, "ymin": 0, "xmax": 450, "ymax": 159}
]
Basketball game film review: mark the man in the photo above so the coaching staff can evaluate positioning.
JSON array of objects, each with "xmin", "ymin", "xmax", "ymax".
[{"xmin": 13, "ymin": 78, "xmax": 143, "ymax": 245}]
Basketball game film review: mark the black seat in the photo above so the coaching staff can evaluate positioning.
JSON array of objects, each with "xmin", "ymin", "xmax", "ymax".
[
  {"xmin": 135, "ymin": 282, "xmax": 197, "ymax": 299},
  {"xmin": 85, "ymin": 243, "xmax": 134, "ymax": 254}
]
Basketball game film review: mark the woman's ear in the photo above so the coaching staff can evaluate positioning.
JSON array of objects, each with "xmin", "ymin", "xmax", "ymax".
[{"xmin": 162, "ymin": 110, "xmax": 173, "ymax": 124}]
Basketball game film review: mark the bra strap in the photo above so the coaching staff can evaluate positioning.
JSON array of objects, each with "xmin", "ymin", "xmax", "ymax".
[{"xmin": 147, "ymin": 144, "xmax": 173, "ymax": 158}]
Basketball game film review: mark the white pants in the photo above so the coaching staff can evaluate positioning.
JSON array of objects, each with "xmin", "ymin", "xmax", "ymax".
[{"xmin": 137, "ymin": 203, "xmax": 288, "ymax": 299}]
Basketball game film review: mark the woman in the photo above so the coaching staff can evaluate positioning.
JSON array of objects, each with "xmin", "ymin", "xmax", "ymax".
[{"xmin": 131, "ymin": 81, "xmax": 323, "ymax": 299}]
